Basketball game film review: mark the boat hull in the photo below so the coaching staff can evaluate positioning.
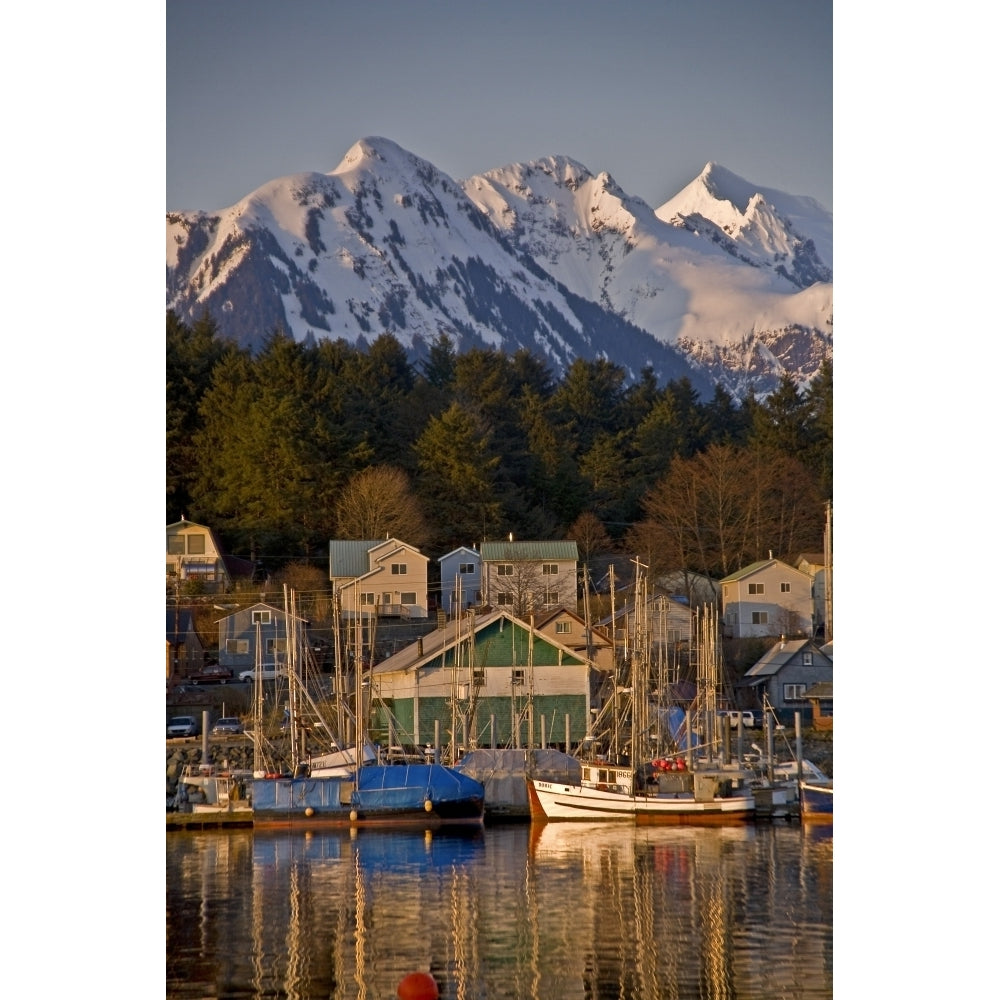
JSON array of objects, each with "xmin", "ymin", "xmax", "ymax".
[
  {"xmin": 251, "ymin": 764, "xmax": 485, "ymax": 829},
  {"xmin": 528, "ymin": 778, "xmax": 755, "ymax": 825},
  {"xmin": 799, "ymin": 781, "xmax": 833, "ymax": 823}
]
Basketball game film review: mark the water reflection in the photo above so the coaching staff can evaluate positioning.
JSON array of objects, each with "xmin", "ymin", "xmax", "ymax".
[{"xmin": 167, "ymin": 824, "xmax": 832, "ymax": 999}]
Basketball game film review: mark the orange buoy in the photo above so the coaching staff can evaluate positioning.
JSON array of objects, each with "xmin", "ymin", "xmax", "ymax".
[{"xmin": 397, "ymin": 970, "xmax": 439, "ymax": 1000}]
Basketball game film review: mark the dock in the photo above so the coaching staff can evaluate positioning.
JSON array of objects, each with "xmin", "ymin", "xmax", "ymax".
[{"xmin": 167, "ymin": 810, "xmax": 254, "ymax": 831}]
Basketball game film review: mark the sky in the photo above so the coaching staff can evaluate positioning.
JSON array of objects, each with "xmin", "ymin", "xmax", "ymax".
[{"xmin": 166, "ymin": 0, "xmax": 832, "ymax": 214}]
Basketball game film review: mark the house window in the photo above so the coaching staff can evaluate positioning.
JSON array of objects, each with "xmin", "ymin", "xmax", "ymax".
[
  {"xmin": 187, "ymin": 533, "xmax": 206, "ymax": 554},
  {"xmin": 751, "ymin": 611, "xmax": 769, "ymax": 625},
  {"xmin": 802, "ymin": 652, "xmax": 813, "ymax": 666},
  {"xmin": 784, "ymin": 683, "xmax": 807, "ymax": 701},
  {"xmin": 781, "ymin": 582, "xmax": 791, "ymax": 593},
  {"xmin": 497, "ymin": 564, "xmax": 513, "ymax": 576},
  {"xmin": 251, "ymin": 610, "xmax": 271, "ymax": 625},
  {"xmin": 472, "ymin": 668, "xmax": 485, "ymax": 686},
  {"xmin": 400, "ymin": 592, "xmax": 416, "ymax": 605},
  {"xmin": 555, "ymin": 621, "xmax": 571, "ymax": 634},
  {"xmin": 361, "ymin": 592, "xmax": 376, "ymax": 606},
  {"xmin": 225, "ymin": 639, "xmax": 249, "ymax": 655},
  {"xmin": 511, "ymin": 669, "xmax": 525, "ymax": 686},
  {"xmin": 748, "ymin": 583, "xmax": 764, "ymax": 595},
  {"xmin": 542, "ymin": 563, "xmax": 558, "ymax": 575},
  {"xmin": 391, "ymin": 563, "xmax": 407, "ymax": 575},
  {"xmin": 266, "ymin": 638, "xmax": 287, "ymax": 654},
  {"xmin": 543, "ymin": 591, "xmax": 559, "ymax": 606},
  {"xmin": 460, "ymin": 563, "xmax": 475, "ymax": 574},
  {"xmin": 497, "ymin": 592, "xmax": 514, "ymax": 606},
  {"xmin": 168, "ymin": 535, "xmax": 185, "ymax": 555}
]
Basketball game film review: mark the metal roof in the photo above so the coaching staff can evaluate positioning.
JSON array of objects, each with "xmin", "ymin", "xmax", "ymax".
[{"xmin": 479, "ymin": 540, "xmax": 579, "ymax": 561}]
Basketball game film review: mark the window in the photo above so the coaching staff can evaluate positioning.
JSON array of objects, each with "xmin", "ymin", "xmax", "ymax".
[
  {"xmin": 391, "ymin": 563, "xmax": 407, "ymax": 575},
  {"xmin": 361, "ymin": 592, "xmax": 376, "ymax": 606},
  {"xmin": 555, "ymin": 621, "xmax": 571, "ymax": 634},
  {"xmin": 542, "ymin": 563, "xmax": 558, "ymax": 575},
  {"xmin": 168, "ymin": 535, "xmax": 185, "ymax": 555},
  {"xmin": 543, "ymin": 591, "xmax": 559, "ymax": 606},
  {"xmin": 783, "ymin": 683, "xmax": 807, "ymax": 701},
  {"xmin": 460, "ymin": 563, "xmax": 475, "ymax": 574},
  {"xmin": 802, "ymin": 652, "xmax": 813, "ymax": 666},
  {"xmin": 266, "ymin": 638, "xmax": 287, "ymax": 654},
  {"xmin": 511, "ymin": 669, "xmax": 525, "ymax": 686},
  {"xmin": 251, "ymin": 610, "xmax": 272, "ymax": 625},
  {"xmin": 497, "ymin": 592, "xmax": 514, "ymax": 606},
  {"xmin": 187, "ymin": 533, "xmax": 206, "ymax": 554},
  {"xmin": 497, "ymin": 564, "xmax": 513, "ymax": 576},
  {"xmin": 225, "ymin": 639, "xmax": 249, "ymax": 655},
  {"xmin": 780, "ymin": 582, "xmax": 791, "ymax": 593},
  {"xmin": 751, "ymin": 611, "xmax": 769, "ymax": 625},
  {"xmin": 748, "ymin": 583, "xmax": 764, "ymax": 595},
  {"xmin": 400, "ymin": 592, "xmax": 416, "ymax": 605}
]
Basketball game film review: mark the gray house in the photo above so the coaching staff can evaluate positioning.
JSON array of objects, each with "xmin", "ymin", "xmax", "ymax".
[
  {"xmin": 719, "ymin": 558, "xmax": 813, "ymax": 639},
  {"xmin": 166, "ymin": 607, "xmax": 205, "ymax": 682},
  {"xmin": 216, "ymin": 602, "xmax": 308, "ymax": 676},
  {"xmin": 740, "ymin": 637, "xmax": 833, "ymax": 723},
  {"xmin": 439, "ymin": 546, "xmax": 482, "ymax": 619}
]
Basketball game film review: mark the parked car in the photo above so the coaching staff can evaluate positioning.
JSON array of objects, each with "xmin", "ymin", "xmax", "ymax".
[
  {"xmin": 167, "ymin": 715, "xmax": 198, "ymax": 738},
  {"xmin": 188, "ymin": 664, "xmax": 234, "ymax": 685},
  {"xmin": 718, "ymin": 710, "xmax": 756, "ymax": 730},
  {"xmin": 211, "ymin": 717, "xmax": 244, "ymax": 735},
  {"xmin": 238, "ymin": 667, "xmax": 286, "ymax": 683}
]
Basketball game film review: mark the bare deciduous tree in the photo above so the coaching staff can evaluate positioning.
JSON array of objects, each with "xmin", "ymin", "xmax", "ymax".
[{"xmin": 334, "ymin": 465, "xmax": 431, "ymax": 549}]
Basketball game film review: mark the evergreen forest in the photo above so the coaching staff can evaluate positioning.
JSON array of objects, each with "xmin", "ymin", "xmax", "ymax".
[{"xmin": 167, "ymin": 311, "xmax": 832, "ymax": 584}]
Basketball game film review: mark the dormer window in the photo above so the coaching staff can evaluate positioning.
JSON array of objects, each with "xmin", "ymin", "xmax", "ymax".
[{"xmin": 251, "ymin": 610, "xmax": 272, "ymax": 625}]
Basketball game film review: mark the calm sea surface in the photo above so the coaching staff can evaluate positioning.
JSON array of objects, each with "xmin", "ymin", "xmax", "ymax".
[{"xmin": 166, "ymin": 821, "xmax": 832, "ymax": 999}]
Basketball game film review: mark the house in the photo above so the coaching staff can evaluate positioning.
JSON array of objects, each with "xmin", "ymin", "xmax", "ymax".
[
  {"xmin": 533, "ymin": 606, "xmax": 615, "ymax": 673},
  {"xmin": 596, "ymin": 592, "xmax": 693, "ymax": 669},
  {"xmin": 216, "ymin": 602, "xmax": 308, "ymax": 677},
  {"xmin": 654, "ymin": 569, "xmax": 720, "ymax": 608},
  {"xmin": 479, "ymin": 540, "xmax": 579, "ymax": 618},
  {"xmin": 368, "ymin": 610, "xmax": 608, "ymax": 752},
  {"xmin": 166, "ymin": 607, "xmax": 206, "ymax": 682},
  {"xmin": 794, "ymin": 552, "xmax": 831, "ymax": 639},
  {"xmin": 166, "ymin": 517, "xmax": 232, "ymax": 593},
  {"xmin": 439, "ymin": 546, "xmax": 482, "ymax": 619},
  {"xmin": 803, "ymin": 680, "xmax": 833, "ymax": 731},
  {"xmin": 719, "ymin": 558, "xmax": 813, "ymax": 638},
  {"xmin": 740, "ymin": 637, "xmax": 833, "ymax": 723},
  {"xmin": 329, "ymin": 539, "xmax": 430, "ymax": 620}
]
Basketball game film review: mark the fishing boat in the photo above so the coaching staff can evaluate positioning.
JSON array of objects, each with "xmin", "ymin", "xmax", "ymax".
[
  {"xmin": 251, "ymin": 763, "xmax": 485, "ymax": 829},
  {"xmin": 798, "ymin": 778, "xmax": 833, "ymax": 822},
  {"xmin": 249, "ymin": 587, "xmax": 485, "ymax": 829},
  {"xmin": 176, "ymin": 762, "xmax": 253, "ymax": 819},
  {"xmin": 528, "ymin": 584, "xmax": 755, "ymax": 825}
]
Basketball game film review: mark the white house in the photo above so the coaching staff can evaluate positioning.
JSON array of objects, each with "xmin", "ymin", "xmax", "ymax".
[
  {"xmin": 329, "ymin": 538, "xmax": 430, "ymax": 619},
  {"xmin": 479, "ymin": 540, "xmax": 579, "ymax": 617},
  {"xmin": 166, "ymin": 517, "xmax": 232, "ymax": 593},
  {"xmin": 719, "ymin": 558, "xmax": 813, "ymax": 638}
]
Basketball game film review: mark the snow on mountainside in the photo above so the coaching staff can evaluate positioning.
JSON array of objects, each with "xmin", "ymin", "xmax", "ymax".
[{"xmin": 166, "ymin": 137, "xmax": 832, "ymax": 397}]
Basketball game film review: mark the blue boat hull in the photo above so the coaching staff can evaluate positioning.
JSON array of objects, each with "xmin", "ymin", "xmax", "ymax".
[{"xmin": 251, "ymin": 764, "xmax": 485, "ymax": 829}]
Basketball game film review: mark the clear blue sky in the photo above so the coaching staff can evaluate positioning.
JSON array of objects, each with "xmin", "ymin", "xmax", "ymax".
[{"xmin": 167, "ymin": 0, "xmax": 832, "ymax": 213}]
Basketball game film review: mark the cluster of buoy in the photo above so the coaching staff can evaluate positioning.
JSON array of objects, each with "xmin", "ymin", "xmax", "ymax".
[{"xmin": 652, "ymin": 758, "xmax": 687, "ymax": 772}]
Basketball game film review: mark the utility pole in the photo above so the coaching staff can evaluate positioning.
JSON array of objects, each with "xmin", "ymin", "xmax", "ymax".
[{"xmin": 823, "ymin": 501, "xmax": 833, "ymax": 642}]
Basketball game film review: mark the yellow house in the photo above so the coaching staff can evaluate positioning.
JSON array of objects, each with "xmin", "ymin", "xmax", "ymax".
[{"xmin": 166, "ymin": 517, "xmax": 232, "ymax": 593}]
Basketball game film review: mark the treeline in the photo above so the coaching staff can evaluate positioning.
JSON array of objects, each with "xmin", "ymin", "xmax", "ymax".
[{"xmin": 167, "ymin": 311, "xmax": 832, "ymax": 581}]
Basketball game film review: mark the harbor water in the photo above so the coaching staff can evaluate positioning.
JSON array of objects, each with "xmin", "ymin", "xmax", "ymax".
[{"xmin": 166, "ymin": 822, "xmax": 833, "ymax": 999}]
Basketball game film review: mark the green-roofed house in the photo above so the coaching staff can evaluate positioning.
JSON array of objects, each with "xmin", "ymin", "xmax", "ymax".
[
  {"xmin": 369, "ymin": 609, "xmax": 606, "ymax": 753},
  {"xmin": 479, "ymin": 539, "xmax": 579, "ymax": 619},
  {"xmin": 719, "ymin": 558, "xmax": 814, "ymax": 639},
  {"xmin": 329, "ymin": 538, "xmax": 430, "ymax": 620}
]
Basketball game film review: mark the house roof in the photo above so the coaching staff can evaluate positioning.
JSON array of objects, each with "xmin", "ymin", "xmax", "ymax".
[
  {"xmin": 166, "ymin": 608, "xmax": 196, "ymax": 644},
  {"xmin": 594, "ymin": 594, "xmax": 692, "ymax": 629},
  {"xmin": 719, "ymin": 558, "xmax": 808, "ymax": 584},
  {"xmin": 438, "ymin": 546, "xmax": 480, "ymax": 563},
  {"xmin": 371, "ymin": 609, "xmax": 592, "ymax": 677},
  {"xmin": 212, "ymin": 602, "xmax": 308, "ymax": 625},
  {"xmin": 743, "ymin": 638, "xmax": 812, "ymax": 678},
  {"xmin": 804, "ymin": 681, "xmax": 833, "ymax": 699},
  {"xmin": 795, "ymin": 553, "xmax": 825, "ymax": 566},
  {"xmin": 480, "ymin": 540, "xmax": 579, "ymax": 562},
  {"xmin": 329, "ymin": 538, "xmax": 426, "ymax": 579}
]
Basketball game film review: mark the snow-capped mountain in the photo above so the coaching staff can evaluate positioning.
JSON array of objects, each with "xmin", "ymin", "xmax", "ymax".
[{"xmin": 166, "ymin": 137, "xmax": 832, "ymax": 396}]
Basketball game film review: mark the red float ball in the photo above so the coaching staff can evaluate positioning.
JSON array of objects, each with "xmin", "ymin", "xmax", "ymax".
[{"xmin": 397, "ymin": 971, "xmax": 439, "ymax": 1000}]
